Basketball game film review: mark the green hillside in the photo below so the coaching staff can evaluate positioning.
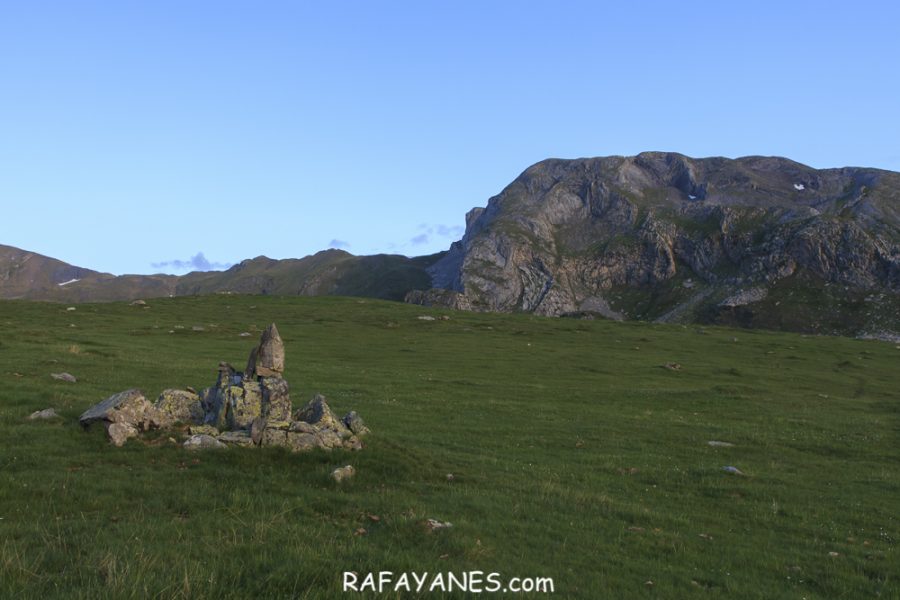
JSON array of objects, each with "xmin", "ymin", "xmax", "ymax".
[{"xmin": 0, "ymin": 296, "xmax": 897, "ymax": 598}]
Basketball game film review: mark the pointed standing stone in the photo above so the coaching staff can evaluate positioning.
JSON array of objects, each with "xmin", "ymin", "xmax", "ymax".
[{"xmin": 255, "ymin": 323, "xmax": 284, "ymax": 377}]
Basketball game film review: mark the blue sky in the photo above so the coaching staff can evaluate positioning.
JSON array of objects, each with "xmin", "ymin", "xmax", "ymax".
[{"xmin": 1, "ymin": 1, "xmax": 898, "ymax": 275}]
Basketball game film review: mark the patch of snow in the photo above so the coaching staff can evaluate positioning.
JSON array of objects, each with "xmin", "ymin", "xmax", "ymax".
[
  {"xmin": 793, "ymin": 183, "xmax": 805, "ymax": 191},
  {"xmin": 688, "ymin": 194, "xmax": 697, "ymax": 200},
  {"xmin": 58, "ymin": 279, "xmax": 80, "ymax": 287}
]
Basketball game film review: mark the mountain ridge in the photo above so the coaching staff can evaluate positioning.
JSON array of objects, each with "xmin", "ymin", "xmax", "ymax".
[{"xmin": 4, "ymin": 152, "xmax": 899, "ymax": 338}]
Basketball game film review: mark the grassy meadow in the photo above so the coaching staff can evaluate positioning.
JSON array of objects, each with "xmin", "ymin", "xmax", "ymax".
[{"xmin": 0, "ymin": 295, "xmax": 897, "ymax": 598}]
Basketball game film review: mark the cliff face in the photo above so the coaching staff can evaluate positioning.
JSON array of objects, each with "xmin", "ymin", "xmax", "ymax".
[{"xmin": 417, "ymin": 153, "xmax": 900, "ymax": 336}]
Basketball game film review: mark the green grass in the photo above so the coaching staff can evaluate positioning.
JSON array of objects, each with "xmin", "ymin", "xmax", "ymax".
[{"xmin": 1, "ymin": 296, "xmax": 898, "ymax": 598}]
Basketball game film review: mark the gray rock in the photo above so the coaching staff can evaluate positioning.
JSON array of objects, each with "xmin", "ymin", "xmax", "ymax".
[
  {"xmin": 51, "ymin": 372, "xmax": 77, "ymax": 383},
  {"xmin": 261, "ymin": 427, "xmax": 288, "ymax": 448},
  {"xmin": 106, "ymin": 422, "xmax": 138, "ymax": 447},
  {"xmin": 289, "ymin": 421, "xmax": 317, "ymax": 434},
  {"xmin": 342, "ymin": 411, "xmax": 370, "ymax": 436},
  {"xmin": 315, "ymin": 428, "xmax": 343, "ymax": 450},
  {"xmin": 287, "ymin": 432, "xmax": 320, "ymax": 451},
  {"xmin": 261, "ymin": 377, "xmax": 291, "ymax": 421},
  {"xmin": 255, "ymin": 323, "xmax": 285, "ymax": 377},
  {"xmin": 708, "ymin": 440, "xmax": 735, "ymax": 448},
  {"xmin": 294, "ymin": 394, "xmax": 350, "ymax": 434},
  {"xmin": 28, "ymin": 408, "xmax": 60, "ymax": 420},
  {"xmin": 153, "ymin": 389, "xmax": 203, "ymax": 428},
  {"xmin": 184, "ymin": 434, "xmax": 226, "ymax": 450},
  {"xmin": 226, "ymin": 381, "xmax": 262, "ymax": 430},
  {"xmin": 331, "ymin": 465, "xmax": 355, "ymax": 483},
  {"xmin": 343, "ymin": 435, "xmax": 363, "ymax": 451},
  {"xmin": 79, "ymin": 389, "xmax": 153, "ymax": 430},
  {"xmin": 217, "ymin": 430, "xmax": 254, "ymax": 447},
  {"xmin": 250, "ymin": 417, "xmax": 266, "ymax": 445}
]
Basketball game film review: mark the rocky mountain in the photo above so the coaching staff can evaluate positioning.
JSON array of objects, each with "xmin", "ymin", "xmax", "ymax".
[
  {"xmin": 0, "ymin": 244, "xmax": 438, "ymax": 303},
  {"xmin": 409, "ymin": 153, "xmax": 900, "ymax": 338}
]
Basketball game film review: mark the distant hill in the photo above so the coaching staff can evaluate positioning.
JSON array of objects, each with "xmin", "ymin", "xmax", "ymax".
[
  {"xmin": 409, "ymin": 152, "xmax": 900, "ymax": 339},
  {"xmin": 0, "ymin": 244, "xmax": 438, "ymax": 303}
]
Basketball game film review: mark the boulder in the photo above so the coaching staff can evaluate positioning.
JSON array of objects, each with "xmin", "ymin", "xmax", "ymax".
[
  {"xmin": 184, "ymin": 434, "xmax": 226, "ymax": 450},
  {"xmin": 51, "ymin": 372, "xmax": 77, "ymax": 383},
  {"xmin": 250, "ymin": 417, "xmax": 266, "ymax": 445},
  {"xmin": 226, "ymin": 381, "xmax": 262, "ymax": 430},
  {"xmin": 28, "ymin": 408, "xmax": 60, "ymax": 420},
  {"xmin": 331, "ymin": 465, "xmax": 355, "ymax": 483},
  {"xmin": 79, "ymin": 389, "xmax": 153, "ymax": 430},
  {"xmin": 106, "ymin": 422, "xmax": 138, "ymax": 447},
  {"xmin": 153, "ymin": 389, "xmax": 203, "ymax": 428},
  {"xmin": 217, "ymin": 430, "xmax": 254, "ymax": 447},
  {"xmin": 261, "ymin": 377, "xmax": 291, "ymax": 421},
  {"xmin": 315, "ymin": 428, "xmax": 344, "ymax": 450},
  {"xmin": 287, "ymin": 432, "xmax": 320, "ymax": 451},
  {"xmin": 261, "ymin": 427, "xmax": 288, "ymax": 448},
  {"xmin": 289, "ymin": 421, "xmax": 317, "ymax": 434},
  {"xmin": 294, "ymin": 394, "xmax": 350, "ymax": 435},
  {"xmin": 189, "ymin": 424, "xmax": 219, "ymax": 436},
  {"xmin": 255, "ymin": 323, "xmax": 284, "ymax": 377},
  {"xmin": 342, "ymin": 411, "xmax": 370, "ymax": 436}
]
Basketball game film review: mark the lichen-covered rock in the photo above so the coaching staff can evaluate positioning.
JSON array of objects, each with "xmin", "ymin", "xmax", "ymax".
[
  {"xmin": 217, "ymin": 430, "xmax": 254, "ymax": 447},
  {"xmin": 184, "ymin": 434, "xmax": 226, "ymax": 450},
  {"xmin": 189, "ymin": 424, "xmax": 219, "ymax": 436},
  {"xmin": 342, "ymin": 411, "xmax": 370, "ymax": 436},
  {"xmin": 255, "ymin": 323, "xmax": 284, "ymax": 377},
  {"xmin": 261, "ymin": 377, "xmax": 291, "ymax": 421},
  {"xmin": 294, "ymin": 394, "xmax": 350, "ymax": 435},
  {"xmin": 106, "ymin": 422, "xmax": 138, "ymax": 447},
  {"xmin": 289, "ymin": 421, "xmax": 317, "ymax": 434},
  {"xmin": 315, "ymin": 428, "xmax": 343, "ymax": 450},
  {"xmin": 343, "ymin": 435, "xmax": 363, "ymax": 451},
  {"xmin": 261, "ymin": 427, "xmax": 288, "ymax": 447},
  {"xmin": 79, "ymin": 389, "xmax": 153, "ymax": 430},
  {"xmin": 153, "ymin": 389, "xmax": 203, "ymax": 428},
  {"xmin": 287, "ymin": 432, "xmax": 320, "ymax": 451},
  {"xmin": 224, "ymin": 382, "xmax": 262, "ymax": 430}
]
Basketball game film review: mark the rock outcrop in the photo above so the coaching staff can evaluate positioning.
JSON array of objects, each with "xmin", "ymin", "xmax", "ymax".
[
  {"xmin": 408, "ymin": 153, "xmax": 900, "ymax": 337},
  {"xmin": 78, "ymin": 324, "xmax": 369, "ymax": 451}
]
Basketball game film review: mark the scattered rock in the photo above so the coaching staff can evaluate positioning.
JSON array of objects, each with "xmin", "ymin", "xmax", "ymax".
[
  {"xmin": 331, "ymin": 465, "xmax": 355, "ymax": 483},
  {"xmin": 446, "ymin": 473, "xmax": 455, "ymax": 482},
  {"xmin": 828, "ymin": 551, "xmax": 840, "ymax": 557},
  {"xmin": 184, "ymin": 434, "xmax": 226, "ymax": 450},
  {"xmin": 131, "ymin": 299, "xmax": 147, "ymax": 306},
  {"xmin": 66, "ymin": 307, "xmax": 76, "ymax": 311},
  {"xmin": 239, "ymin": 332, "xmax": 251, "ymax": 337},
  {"xmin": 191, "ymin": 326, "xmax": 205, "ymax": 332},
  {"xmin": 439, "ymin": 315, "xmax": 451, "ymax": 321},
  {"xmin": 662, "ymin": 362, "xmax": 681, "ymax": 371},
  {"xmin": 722, "ymin": 466, "xmax": 745, "ymax": 475},
  {"xmin": 51, "ymin": 372, "xmax": 77, "ymax": 383},
  {"xmin": 417, "ymin": 315, "xmax": 436, "ymax": 321},
  {"xmin": 28, "ymin": 408, "xmax": 60, "ymax": 420},
  {"xmin": 708, "ymin": 440, "xmax": 735, "ymax": 448},
  {"xmin": 425, "ymin": 518, "xmax": 452, "ymax": 532}
]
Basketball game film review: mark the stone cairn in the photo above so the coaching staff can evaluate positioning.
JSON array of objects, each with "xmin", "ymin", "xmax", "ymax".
[{"xmin": 78, "ymin": 323, "xmax": 369, "ymax": 451}]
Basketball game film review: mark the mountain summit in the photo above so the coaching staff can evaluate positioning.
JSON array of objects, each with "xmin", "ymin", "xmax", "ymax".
[{"xmin": 410, "ymin": 152, "xmax": 900, "ymax": 337}]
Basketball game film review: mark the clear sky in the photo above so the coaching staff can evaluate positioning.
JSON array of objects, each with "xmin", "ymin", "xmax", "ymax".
[{"xmin": 2, "ymin": 1, "xmax": 898, "ymax": 275}]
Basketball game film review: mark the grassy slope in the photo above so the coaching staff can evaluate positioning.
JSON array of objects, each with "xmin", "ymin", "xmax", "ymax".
[{"xmin": 0, "ymin": 296, "xmax": 897, "ymax": 598}]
